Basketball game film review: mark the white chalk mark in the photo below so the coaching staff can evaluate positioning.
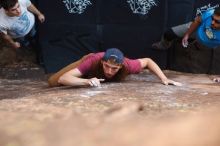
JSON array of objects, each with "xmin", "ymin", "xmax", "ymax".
[{"xmin": 80, "ymin": 91, "xmax": 105, "ymax": 98}]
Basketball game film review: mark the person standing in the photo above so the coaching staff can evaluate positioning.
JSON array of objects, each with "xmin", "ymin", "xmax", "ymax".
[{"xmin": 0, "ymin": 0, "xmax": 45, "ymax": 49}]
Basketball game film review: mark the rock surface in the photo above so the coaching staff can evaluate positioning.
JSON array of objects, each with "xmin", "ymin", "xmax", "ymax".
[{"xmin": 0, "ymin": 69, "xmax": 220, "ymax": 146}]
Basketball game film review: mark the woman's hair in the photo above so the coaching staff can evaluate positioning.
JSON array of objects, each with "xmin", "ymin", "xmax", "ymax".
[
  {"xmin": 87, "ymin": 60, "xmax": 129, "ymax": 82},
  {"xmin": 0, "ymin": 0, "xmax": 18, "ymax": 10}
]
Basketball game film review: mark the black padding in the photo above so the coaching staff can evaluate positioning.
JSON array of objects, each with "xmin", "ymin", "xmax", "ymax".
[
  {"xmin": 210, "ymin": 47, "xmax": 220, "ymax": 74},
  {"xmin": 168, "ymin": 39, "xmax": 214, "ymax": 74},
  {"xmin": 38, "ymin": 0, "xmax": 167, "ymax": 73},
  {"xmin": 40, "ymin": 25, "xmax": 102, "ymax": 73},
  {"xmin": 37, "ymin": 0, "xmax": 220, "ymax": 74}
]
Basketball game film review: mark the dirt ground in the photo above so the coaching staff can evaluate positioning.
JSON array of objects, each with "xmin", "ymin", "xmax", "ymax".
[{"xmin": 0, "ymin": 68, "xmax": 220, "ymax": 146}]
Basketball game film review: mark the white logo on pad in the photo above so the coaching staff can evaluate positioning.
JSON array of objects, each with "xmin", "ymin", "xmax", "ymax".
[
  {"xmin": 63, "ymin": 0, "xmax": 92, "ymax": 14},
  {"xmin": 127, "ymin": 0, "xmax": 157, "ymax": 15}
]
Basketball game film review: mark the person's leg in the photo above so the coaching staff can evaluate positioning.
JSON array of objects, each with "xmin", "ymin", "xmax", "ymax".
[
  {"xmin": 152, "ymin": 22, "xmax": 193, "ymax": 50},
  {"xmin": 48, "ymin": 53, "xmax": 93, "ymax": 87},
  {"xmin": 172, "ymin": 22, "xmax": 194, "ymax": 38},
  {"xmin": 15, "ymin": 26, "xmax": 37, "ymax": 47},
  {"xmin": 15, "ymin": 36, "xmax": 28, "ymax": 47},
  {"xmin": 26, "ymin": 25, "xmax": 37, "ymax": 47},
  {"xmin": 152, "ymin": 28, "xmax": 179, "ymax": 50},
  {"xmin": 164, "ymin": 28, "xmax": 179, "ymax": 41},
  {"xmin": 27, "ymin": 26, "xmax": 37, "ymax": 38}
]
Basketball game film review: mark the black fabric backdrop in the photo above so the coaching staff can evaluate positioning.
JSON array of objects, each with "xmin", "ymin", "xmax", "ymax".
[{"xmin": 37, "ymin": 0, "xmax": 220, "ymax": 73}]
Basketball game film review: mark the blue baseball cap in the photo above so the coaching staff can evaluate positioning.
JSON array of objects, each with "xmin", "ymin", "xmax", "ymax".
[{"xmin": 103, "ymin": 48, "xmax": 124, "ymax": 64}]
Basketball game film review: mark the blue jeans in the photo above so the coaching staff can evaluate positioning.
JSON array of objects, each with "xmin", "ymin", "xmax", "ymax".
[{"xmin": 15, "ymin": 26, "xmax": 36, "ymax": 47}]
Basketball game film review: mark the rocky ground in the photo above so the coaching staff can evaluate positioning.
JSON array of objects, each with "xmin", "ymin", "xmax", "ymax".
[
  {"xmin": 0, "ymin": 38, "xmax": 40, "ymax": 70},
  {"xmin": 0, "ymin": 67, "xmax": 220, "ymax": 146}
]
